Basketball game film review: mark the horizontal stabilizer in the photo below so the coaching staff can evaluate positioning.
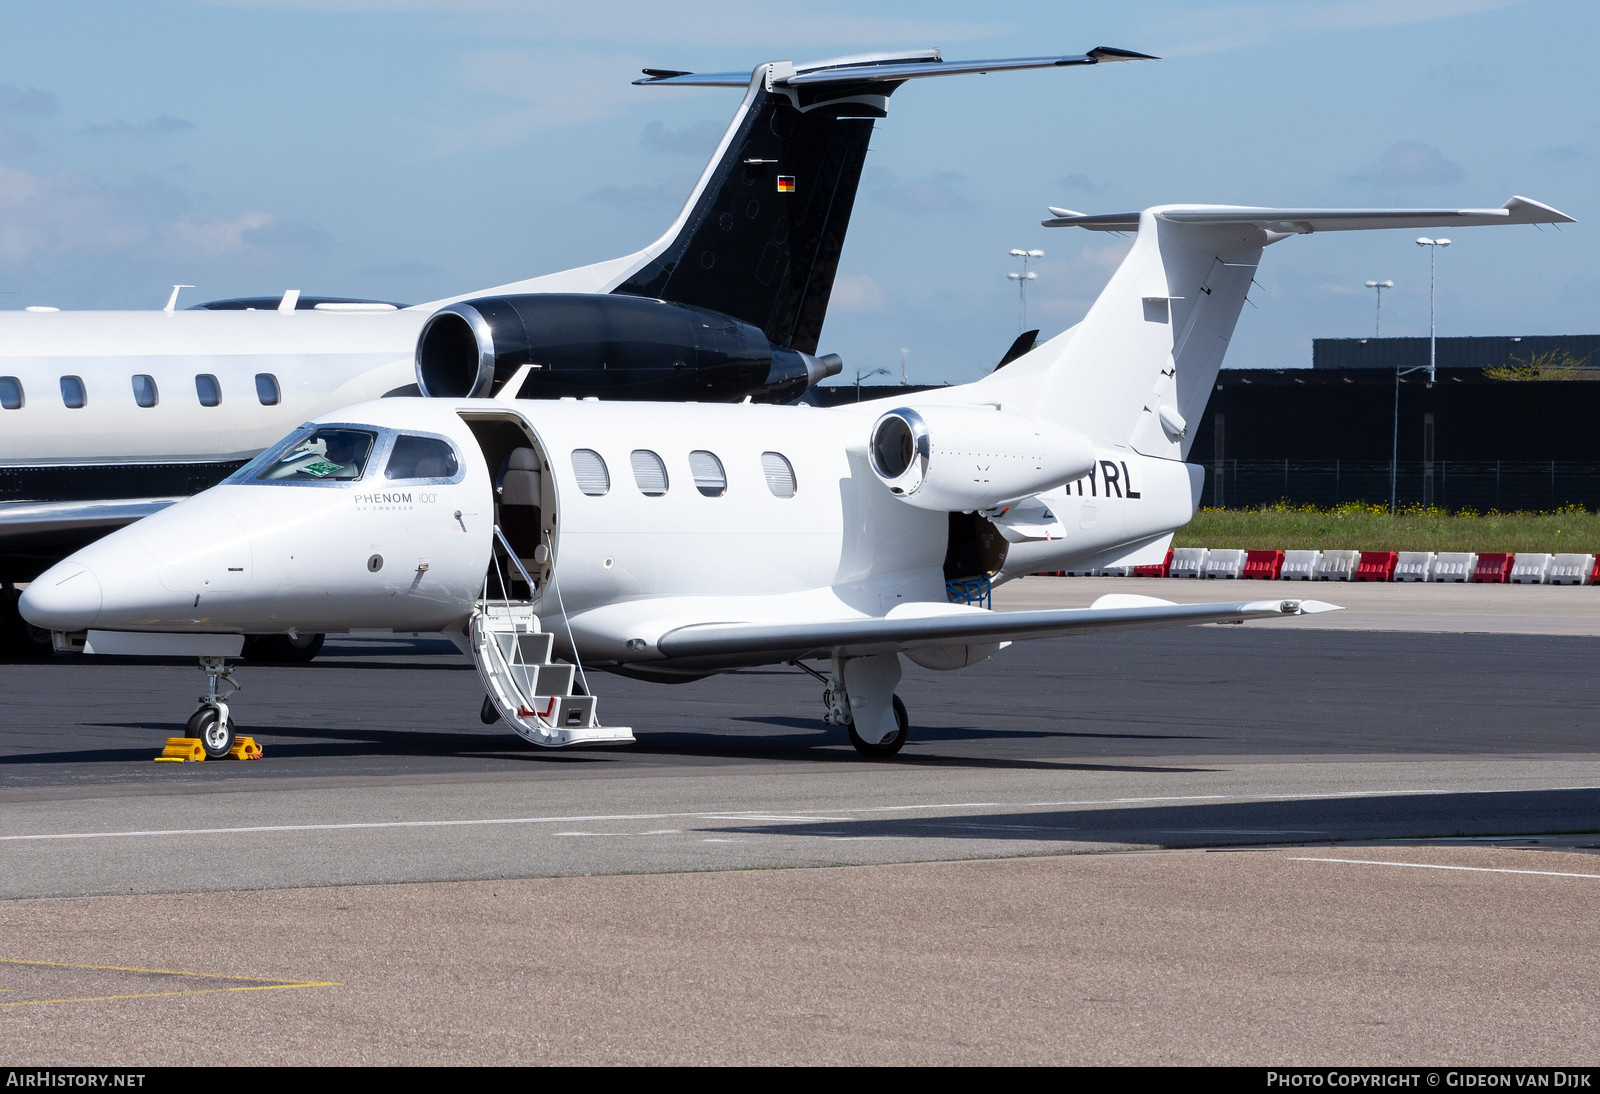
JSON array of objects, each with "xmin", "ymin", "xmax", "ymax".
[
  {"xmin": 656, "ymin": 597, "xmax": 1340, "ymax": 661},
  {"xmin": 1044, "ymin": 196, "xmax": 1575, "ymax": 232},
  {"xmin": 636, "ymin": 46, "xmax": 1155, "ymax": 88}
]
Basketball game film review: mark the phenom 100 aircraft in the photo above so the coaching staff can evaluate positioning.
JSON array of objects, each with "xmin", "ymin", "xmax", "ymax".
[{"xmin": 21, "ymin": 193, "xmax": 1571, "ymax": 758}]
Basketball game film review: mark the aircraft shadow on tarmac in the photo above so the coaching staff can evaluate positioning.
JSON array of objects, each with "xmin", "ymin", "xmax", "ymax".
[
  {"xmin": 732, "ymin": 714, "xmax": 1220, "ymax": 744},
  {"xmin": 0, "ymin": 718, "xmax": 1216, "ymax": 775},
  {"xmin": 699, "ymin": 788, "xmax": 1600, "ymax": 847}
]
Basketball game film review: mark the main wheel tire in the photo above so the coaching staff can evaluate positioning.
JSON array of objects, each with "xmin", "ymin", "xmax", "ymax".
[
  {"xmin": 241, "ymin": 632, "xmax": 325, "ymax": 664},
  {"xmin": 186, "ymin": 706, "xmax": 235, "ymax": 760},
  {"xmin": 846, "ymin": 694, "xmax": 909, "ymax": 757}
]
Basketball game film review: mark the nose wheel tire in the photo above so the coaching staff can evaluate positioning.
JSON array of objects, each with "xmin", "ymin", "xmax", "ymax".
[
  {"xmin": 846, "ymin": 694, "xmax": 909, "ymax": 757},
  {"xmin": 186, "ymin": 706, "xmax": 235, "ymax": 760}
]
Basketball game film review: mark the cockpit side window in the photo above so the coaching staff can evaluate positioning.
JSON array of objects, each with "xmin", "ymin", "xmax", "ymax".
[
  {"xmin": 384, "ymin": 434, "xmax": 460, "ymax": 481},
  {"xmin": 255, "ymin": 428, "xmax": 376, "ymax": 482}
]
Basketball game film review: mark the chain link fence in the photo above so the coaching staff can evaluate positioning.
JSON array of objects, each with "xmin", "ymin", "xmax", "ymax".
[{"xmin": 1202, "ymin": 460, "xmax": 1600, "ymax": 512}]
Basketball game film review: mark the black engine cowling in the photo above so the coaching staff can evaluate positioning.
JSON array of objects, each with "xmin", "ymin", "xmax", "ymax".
[{"xmin": 415, "ymin": 293, "xmax": 839, "ymax": 403}]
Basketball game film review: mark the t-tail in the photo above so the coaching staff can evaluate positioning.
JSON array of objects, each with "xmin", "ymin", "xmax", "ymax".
[
  {"xmin": 965, "ymin": 196, "xmax": 1574, "ymax": 458},
  {"xmin": 443, "ymin": 47, "xmax": 1154, "ymax": 355}
]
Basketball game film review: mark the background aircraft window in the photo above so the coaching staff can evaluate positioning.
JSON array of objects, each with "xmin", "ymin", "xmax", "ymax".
[
  {"xmin": 761, "ymin": 452, "xmax": 797, "ymax": 498},
  {"xmin": 0, "ymin": 377, "xmax": 22, "ymax": 410},
  {"xmin": 571, "ymin": 449, "xmax": 609, "ymax": 496},
  {"xmin": 385, "ymin": 434, "xmax": 460, "ymax": 480},
  {"xmin": 256, "ymin": 428, "xmax": 375, "ymax": 481},
  {"xmin": 132, "ymin": 374, "xmax": 159, "ymax": 408},
  {"xmin": 689, "ymin": 450, "xmax": 726, "ymax": 497},
  {"xmin": 60, "ymin": 376, "xmax": 86, "ymax": 409},
  {"xmin": 631, "ymin": 450, "xmax": 669, "ymax": 496},
  {"xmin": 255, "ymin": 373, "xmax": 281, "ymax": 406},
  {"xmin": 195, "ymin": 374, "xmax": 222, "ymax": 407}
]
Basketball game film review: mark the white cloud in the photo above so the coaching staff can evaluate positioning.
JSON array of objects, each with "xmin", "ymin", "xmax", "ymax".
[
  {"xmin": 867, "ymin": 170, "xmax": 974, "ymax": 215},
  {"xmin": 1351, "ymin": 140, "xmax": 1466, "ymax": 186},
  {"xmin": 829, "ymin": 273, "xmax": 886, "ymax": 312},
  {"xmin": 642, "ymin": 119, "xmax": 724, "ymax": 157},
  {"xmin": 0, "ymin": 85, "xmax": 58, "ymax": 116},
  {"xmin": 162, "ymin": 211, "xmax": 276, "ymax": 259}
]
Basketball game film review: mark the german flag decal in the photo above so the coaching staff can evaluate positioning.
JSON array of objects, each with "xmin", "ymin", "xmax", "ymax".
[{"xmin": 776, "ymin": 175, "xmax": 796, "ymax": 193}]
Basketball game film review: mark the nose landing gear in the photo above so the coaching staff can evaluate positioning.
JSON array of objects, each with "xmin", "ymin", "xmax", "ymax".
[{"xmin": 187, "ymin": 656, "xmax": 242, "ymax": 759}]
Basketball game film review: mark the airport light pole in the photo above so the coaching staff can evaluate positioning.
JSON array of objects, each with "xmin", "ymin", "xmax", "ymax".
[
  {"xmin": 1008, "ymin": 248, "xmax": 1043, "ymax": 333},
  {"xmin": 1364, "ymin": 279, "xmax": 1392, "ymax": 338},
  {"xmin": 854, "ymin": 366, "xmax": 889, "ymax": 401},
  {"xmin": 1415, "ymin": 238, "xmax": 1449, "ymax": 385},
  {"xmin": 1390, "ymin": 240, "xmax": 1448, "ymax": 512}
]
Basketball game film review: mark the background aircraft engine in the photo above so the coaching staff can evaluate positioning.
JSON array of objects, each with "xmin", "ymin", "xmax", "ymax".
[
  {"xmin": 868, "ymin": 406, "xmax": 1097, "ymax": 512},
  {"xmin": 415, "ymin": 293, "xmax": 840, "ymax": 403}
]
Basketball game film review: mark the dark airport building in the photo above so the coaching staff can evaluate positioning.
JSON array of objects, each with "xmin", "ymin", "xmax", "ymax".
[
  {"xmin": 1195, "ymin": 335, "xmax": 1600, "ymax": 511},
  {"xmin": 832, "ymin": 333, "xmax": 1600, "ymax": 512}
]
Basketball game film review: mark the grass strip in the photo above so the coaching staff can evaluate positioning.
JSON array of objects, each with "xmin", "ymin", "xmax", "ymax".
[{"xmin": 1172, "ymin": 503, "xmax": 1600, "ymax": 554}]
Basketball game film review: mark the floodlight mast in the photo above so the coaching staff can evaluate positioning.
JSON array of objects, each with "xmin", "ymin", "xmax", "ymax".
[
  {"xmin": 1364, "ymin": 279, "xmax": 1393, "ymax": 338},
  {"xmin": 1390, "ymin": 239, "xmax": 1450, "ymax": 511},
  {"xmin": 1007, "ymin": 248, "xmax": 1043, "ymax": 332}
]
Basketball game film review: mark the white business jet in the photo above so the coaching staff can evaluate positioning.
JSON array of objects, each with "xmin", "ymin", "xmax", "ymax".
[
  {"xmin": 0, "ymin": 45, "xmax": 1153, "ymax": 656},
  {"xmin": 21, "ymin": 196, "xmax": 1571, "ymax": 758}
]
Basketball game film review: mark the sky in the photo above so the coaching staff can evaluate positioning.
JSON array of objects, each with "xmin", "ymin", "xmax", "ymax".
[{"xmin": 0, "ymin": 0, "xmax": 1592, "ymax": 385}]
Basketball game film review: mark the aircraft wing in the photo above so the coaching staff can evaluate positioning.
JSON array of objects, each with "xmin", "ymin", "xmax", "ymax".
[
  {"xmin": 1042, "ymin": 196, "xmax": 1575, "ymax": 232},
  {"xmin": 655, "ymin": 594, "xmax": 1341, "ymax": 662}
]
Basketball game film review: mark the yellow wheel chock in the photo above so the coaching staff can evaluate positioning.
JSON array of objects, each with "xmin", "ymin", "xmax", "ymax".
[{"xmin": 154, "ymin": 736, "xmax": 262, "ymax": 762}]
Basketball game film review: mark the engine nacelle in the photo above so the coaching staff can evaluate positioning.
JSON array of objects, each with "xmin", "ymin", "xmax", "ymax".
[
  {"xmin": 868, "ymin": 405, "xmax": 1097, "ymax": 512},
  {"xmin": 415, "ymin": 293, "xmax": 839, "ymax": 403}
]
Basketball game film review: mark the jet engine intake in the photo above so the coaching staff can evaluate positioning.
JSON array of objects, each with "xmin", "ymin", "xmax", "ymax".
[
  {"xmin": 415, "ymin": 293, "xmax": 840, "ymax": 403},
  {"xmin": 868, "ymin": 406, "xmax": 1096, "ymax": 512}
]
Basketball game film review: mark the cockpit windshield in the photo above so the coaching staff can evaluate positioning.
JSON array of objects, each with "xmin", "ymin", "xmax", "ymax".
[{"xmin": 243, "ymin": 427, "xmax": 378, "ymax": 483}]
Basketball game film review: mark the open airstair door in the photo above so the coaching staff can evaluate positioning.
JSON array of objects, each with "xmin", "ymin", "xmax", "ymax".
[
  {"xmin": 470, "ymin": 597, "xmax": 634, "ymax": 747},
  {"xmin": 459, "ymin": 410, "xmax": 632, "ymax": 747}
]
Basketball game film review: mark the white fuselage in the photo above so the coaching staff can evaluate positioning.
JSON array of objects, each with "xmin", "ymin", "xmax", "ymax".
[
  {"xmin": 0, "ymin": 309, "xmax": 423, "ymax": 465},
  {"xmin": 22, "ymin": 395, "xmax": 1201, "ymax": 670}
]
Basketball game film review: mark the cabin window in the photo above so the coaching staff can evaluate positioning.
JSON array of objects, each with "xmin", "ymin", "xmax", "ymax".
[
  {"xmin": 0, "ymin": 376, "xmax": 22, "ymax": 410},
  {"xmin": 132, "ymin": 374, "xmax": 159, "ymax": 408},
  {"xmin": 571, "ymin": 449, "xmax": 609, "ymax": 496},
  {"xmin": 60, "ymin": 376, "xmax": 86, "ymax": 409},
  {"xmin": 255, "ymin": 373, "xmax": 280, "ymax": 406},
  {"xmin": 385, "ymin": 434, "xmax": 460, "ymax": 481},
  {"xmin": 689, "ymin": 450, "xmax": 726, "ymax": 497},
  {"xmin": 256, "ymin": 428, "xmax": 375, "ymax": 482},
  {"xmin": 196, "ymin": 374, "xmax": 221, "ymax": 407},
  {"xmin": 631, "ymin": 450, "xmax": 669, "ymax": 497},
  {"xmin": 761, "ymin": 451, "xmax": 796, "ymax": 498}
]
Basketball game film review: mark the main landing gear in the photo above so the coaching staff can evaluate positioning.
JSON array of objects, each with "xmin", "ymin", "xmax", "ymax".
[
  {"xmin": 187, "ymin": 656, "xmax": 242, "ymax": 759},
  {"xmin": 841, "ymin": 694, "xmax": 909, "ymax": 758},
  {"xmin": 797, "ymin": 654, "xmax": 912, "ymax": 758}
]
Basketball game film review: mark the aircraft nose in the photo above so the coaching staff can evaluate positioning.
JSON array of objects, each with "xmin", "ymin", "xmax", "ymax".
[{"xmin": 20, "ymin": 562, "xmax": 103, "ymax": 632}]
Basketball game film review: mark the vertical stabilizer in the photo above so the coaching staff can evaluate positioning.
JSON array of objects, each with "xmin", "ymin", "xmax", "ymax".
[
  {"xmin": 956, "ymin": 197, "xmax": 1573, "ymax": 461},
  {"xmin": 615, "ymin": 48, "xmax": 1154, "ymax": 354},
  {"xmin": 440, "ymin": 48, "xmax": 1155, "ymax": 346}
]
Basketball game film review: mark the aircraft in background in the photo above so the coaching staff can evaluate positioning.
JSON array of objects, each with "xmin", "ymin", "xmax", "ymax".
[
  {"xmin": 29, "ymin": 196, "xmax": 1570, "ymax": 759},
  {"xmin": 0, "ymin": 45, "xmax": 1154, "ymax": 656}
]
